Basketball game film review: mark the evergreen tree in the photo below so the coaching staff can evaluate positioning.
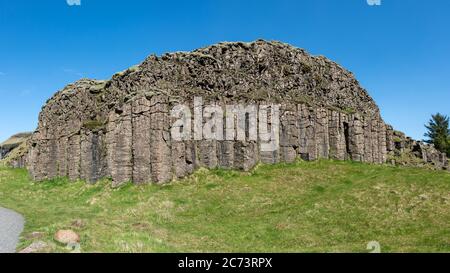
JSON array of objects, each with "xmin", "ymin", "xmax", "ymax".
[{"xmin": 424, "ymin": 113, "xmax": 450, "ymax": 155}]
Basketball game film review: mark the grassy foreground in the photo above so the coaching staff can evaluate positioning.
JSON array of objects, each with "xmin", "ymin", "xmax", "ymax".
[{"xmin": 0, "ymin": 160, "xmax": 449, "ymax": 253}]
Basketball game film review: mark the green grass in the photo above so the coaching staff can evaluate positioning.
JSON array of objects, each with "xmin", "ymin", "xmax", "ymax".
[{"xmin": 0, "ymin": 160, "xmax": 450, "ymax": 253}]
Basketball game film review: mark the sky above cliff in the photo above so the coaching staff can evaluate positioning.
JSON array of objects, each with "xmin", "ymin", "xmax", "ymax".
[{"xmin": 0, "ymin": 0, "xmax": 449, "ymax": 142}]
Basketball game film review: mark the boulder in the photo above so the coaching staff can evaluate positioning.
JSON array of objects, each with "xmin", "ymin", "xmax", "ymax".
[
  {"xmin": 19, "ymin": 241, "xmax": 49, "ymax": 253},
  {"xmin": 54, "ymin": 230, "xmax": 80, "ymax": 245}
]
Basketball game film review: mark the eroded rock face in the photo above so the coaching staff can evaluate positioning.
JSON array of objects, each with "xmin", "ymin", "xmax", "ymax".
[{"xmin": 26, "ymin": 40, "xmax": 448, "ymax": 185}]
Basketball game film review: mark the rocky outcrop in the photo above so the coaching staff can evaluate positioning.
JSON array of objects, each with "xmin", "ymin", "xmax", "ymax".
[
  {"xmin": 0, "ymin": 133, "xmax": 31, "ymax": 159},
  {"xmin": 387, "ymin": 130, "xmax": 448, "ymax": 170},
  {"xmin": 0, "ymin": 133, "xmax": 31, "ymax": 168},
  {"xmin": 25, "ymin": 40, "xmax": 448, "ymax": 185}
]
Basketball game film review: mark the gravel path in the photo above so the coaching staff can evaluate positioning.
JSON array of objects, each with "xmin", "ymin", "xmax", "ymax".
[{"xmin": 0, "ymin": 207, "xmax": 24, "ymax": 253}]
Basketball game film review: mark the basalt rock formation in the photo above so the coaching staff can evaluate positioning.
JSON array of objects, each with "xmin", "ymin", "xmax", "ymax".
[{"xmin": 26, "ymin": 40, "xmax": 448, "ymax": 186}]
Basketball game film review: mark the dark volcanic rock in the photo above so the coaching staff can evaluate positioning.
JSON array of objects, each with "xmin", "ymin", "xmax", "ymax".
[{"xmin": 25, "ymin": 40, "xmax": 448, "ymax": 185}]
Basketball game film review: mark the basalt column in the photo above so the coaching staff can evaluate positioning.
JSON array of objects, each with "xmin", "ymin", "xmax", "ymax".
[{"xmin": 106, "ymin": 104, "xmax": 133, "ymax": 187}]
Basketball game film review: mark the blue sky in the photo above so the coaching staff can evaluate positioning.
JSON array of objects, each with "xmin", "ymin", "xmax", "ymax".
[{"xmin": 0, "ymin": 0, "xmax": 449, "ymax": 142}]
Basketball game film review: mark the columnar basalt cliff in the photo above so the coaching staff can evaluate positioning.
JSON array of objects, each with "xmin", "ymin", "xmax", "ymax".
[{"xmin": 26, "ymin": 40, "xmax": 448, "ymax": 186}]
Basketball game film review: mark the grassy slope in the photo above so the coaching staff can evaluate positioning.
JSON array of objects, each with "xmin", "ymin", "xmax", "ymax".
[{"xmin": 0, "ymin": 160, "xmax": 449, "ymax": 253}]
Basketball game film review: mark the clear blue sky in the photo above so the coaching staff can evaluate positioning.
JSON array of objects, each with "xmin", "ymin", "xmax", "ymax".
[{"xmin": 0, "ymin": 0, "xmax": 449, "ymax": 142}]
